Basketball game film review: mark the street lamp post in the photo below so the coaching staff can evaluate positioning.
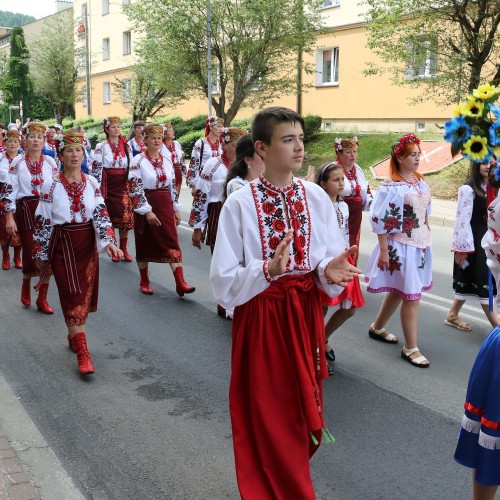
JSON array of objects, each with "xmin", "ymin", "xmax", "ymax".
[{"xmin": 207, "ymin": 0, "xmax": 213, "ymax": 116}]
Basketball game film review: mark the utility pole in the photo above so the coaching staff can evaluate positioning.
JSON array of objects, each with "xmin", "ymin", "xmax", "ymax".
[
  {"xmin": 207, "ymin": 0, "xmax": 213, "ymax": 116},
  {"xmin": 83, "ymin": 2, "xmax": 92, "ymax": 117}
]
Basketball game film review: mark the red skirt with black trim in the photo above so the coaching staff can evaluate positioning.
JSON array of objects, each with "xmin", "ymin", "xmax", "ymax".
[
  {"xmin": 134, "ymin": 188, "xmax": 182, "ymax": 263},
  {"xmin": 205, "ymin": 201, "xmax": 223, "ymax": 249},
  {"xmin": 101, "ymin": 168, "xmax": 134, "ymax": 231},
  {"xmin": 50, "ymin": 222, "xmax": 98, "ymax": 327},
  {"xmin": 0, "ymin": 213, "xmax": 21, "ymax": 247}
]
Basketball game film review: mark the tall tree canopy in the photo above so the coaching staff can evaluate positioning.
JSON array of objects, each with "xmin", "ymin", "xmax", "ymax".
[
  {"xmin": 29, "ymin": 13, "xmax": 82, "ymax": 122},
  {"xmin": 363, "ymin": 0, "xmax": 500, "ymax": 106},
  {"xmin": 0, "ymin": 10, "xmax": 35, "ymax": 27},
  {"xmin": 126, "ymin": 0, "xmax": 324, "ymax": 123}
]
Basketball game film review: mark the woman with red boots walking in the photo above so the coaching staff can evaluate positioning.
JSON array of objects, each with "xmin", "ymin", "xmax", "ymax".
[
  {"xmin": 0, "ymin": 127, "xmax": 22, "ymax": 270},
  {"xmin": 33, "ymin": 130, "xmax": 121, "ymax": 375},
  {"xmin": 91, "ymin": 116, "xmax": 134, "ymax": 262},
  {"xmin": 129, "ymin": 124, "xmax": 195, "ymax": 297},
  {"xmin": 3, "ymin": 122, "xmax": 58, "ymax": 313}
]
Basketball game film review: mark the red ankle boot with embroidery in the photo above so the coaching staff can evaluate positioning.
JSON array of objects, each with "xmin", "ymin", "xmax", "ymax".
[
  {"xmin": 36, "ymin": 283, "xmax": 54, "ymax": 314},
  {"xmin": 2, "ymin": 245, "xmax": 10, "ymax": 270},
  {"xmin": 21, "ymin": 278, "xmax": 31, "ymax": 307},
  {"xmin": 119, "ymin": 237, "xmax": 132, "ymax": 262},
  {"xmin": 73, "ymin": 332, "xmax": 94, "ymax": 375},
  {"xmin": 13, "ymin": 247, "xmax": 22, "ymax": 269},
  {"xmin": 139, "ymin": 267, "xmax": 153, "ymax": 295},
  {"xmin": 173, "ymin": 267, "xmax": 195, "ymax": 297},
  {"xmin": 67, "ymin": 334, "xmax": 77, "ymax": 352}
]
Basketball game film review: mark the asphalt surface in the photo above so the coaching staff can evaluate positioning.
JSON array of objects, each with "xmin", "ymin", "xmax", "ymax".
[{"xmin": 0, "ymin": 190, "xmax": 498, "ymax": 499}]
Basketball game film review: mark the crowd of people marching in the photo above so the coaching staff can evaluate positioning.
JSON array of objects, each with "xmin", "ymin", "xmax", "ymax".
[{"xmin": 0, "ymin": 104, "xmax": 499, "ymax": 499}]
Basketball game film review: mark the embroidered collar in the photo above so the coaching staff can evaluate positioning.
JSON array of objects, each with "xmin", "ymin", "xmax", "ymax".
[{"xmin": 259, "ymin": 175, "xmax": 296, "ymax": 195}]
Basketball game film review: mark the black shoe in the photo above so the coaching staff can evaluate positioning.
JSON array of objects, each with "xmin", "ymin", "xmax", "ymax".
[
  {"xmin": 325, "ymin": 348, "xmax": 336, "ymax": 362},
  {"xmin": 327, "ymin": 359, "xmax": 335, "ymax": 376}
]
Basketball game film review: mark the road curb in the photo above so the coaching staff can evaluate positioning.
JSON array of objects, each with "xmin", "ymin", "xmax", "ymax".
[
  {"xmin": 427, "ymin": 215, "xmax": 456, "ymax": 228},
  {"xmin": 0, "ymin": 375, "xmax": 84, "ymax": 500}
]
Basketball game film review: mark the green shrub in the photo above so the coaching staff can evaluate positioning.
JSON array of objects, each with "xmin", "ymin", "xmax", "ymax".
[
  {"xmin": 88, "ymin": 133, "xmax": 99, "ymax": 149},
  {"xmin": 303, "ymin": 115, "xmax": 322, "ymax": 142},
  {"xmin": 178, "ymin": 129, "xmax": 205, "ymax": 154},
  {"xmin": 174, "ymin": 115, "xmax": 207, "ymax": 138}
]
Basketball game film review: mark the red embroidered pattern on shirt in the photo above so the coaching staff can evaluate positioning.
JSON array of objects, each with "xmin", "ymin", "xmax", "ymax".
[{"xmin": 250, "ymin": 177, "xmax": 311, "ymax": 272}]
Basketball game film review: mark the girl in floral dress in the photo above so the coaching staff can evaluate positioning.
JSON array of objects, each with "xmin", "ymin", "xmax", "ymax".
[{"xmin": 365, "ymin": 133, "xmax": 431, "ymax": 367}]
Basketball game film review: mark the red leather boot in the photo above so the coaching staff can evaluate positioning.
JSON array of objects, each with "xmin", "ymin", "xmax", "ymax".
[
  {"xmin": 139, "ymin": 267, "xmax": 153, "ymax": 295},
  {"xmin": 119, "ymin": 237, "xmax": 132, "ymax": 262},
  {"xmin": 21, "ymin": 278, "xmax": 31, "ymax": 307},
  {"xmin": 67, "ymin": 334, "xmax": 77, "ymax": 352},
  {"xmin": 13, "ymin": 246, "xmax": 22, "ymax": 269},
  {"xmin": 73, "ymin": 332, "xmax": 94, "ymax": 375},
  {"xmin": 36, "ymin": 282, "xmax": 54, "ymax": 314},
  {"xmin": 173, "ymin": 266, "xmax": 195, "ymax": 297},
  {"xmin": 2, "ymin": 245, "xmax": 10, "ymax": 270}
]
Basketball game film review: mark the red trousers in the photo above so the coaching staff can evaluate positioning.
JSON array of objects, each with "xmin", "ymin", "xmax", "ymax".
[{"xmin": 230, "ymin": 273, "xmax": 327, "ymax": 499}]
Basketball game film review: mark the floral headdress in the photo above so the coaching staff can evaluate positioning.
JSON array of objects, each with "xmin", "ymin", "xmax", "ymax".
[
  {"xmin": 391, "ymin": 133, "xmax": 421, "ymax": 157},
  {"xmin": 162, "ymin": 122, "xmax": 173, "ymax": 137},
  {"xmin": 143, "ymin": 124, "xmax": 164, "ymax": 138},
  {"xmin": 444, "ymin": 83, "xmax": 500, "ymax": 164},
  {"xmin": 221, "ymin": 127, "xmax": 247, "ymax": 144},
  {"xmin": 103, "ymin": 116, "xmax": 121, "ymax": 135},
  {"xmin": 56, "ymin": 131, "xmax": 85, "ymax": 161},
  {"xmin": 334, "ymin": 136, "xmax": 359, "ymax": 154},
  {"xmin": 23, "ymin": 121, "xmax": 47, "ymax": 137},
  {"xmin": 3, "ymin": 128, "xmax": 20, "ymax": 141},
  {"xmin": 205, "ymin": 116, "xmax": 224, "ymax": 137}
]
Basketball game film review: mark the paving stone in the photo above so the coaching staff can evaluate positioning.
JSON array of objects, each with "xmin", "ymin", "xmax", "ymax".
[
  {"xmin": 0, "ymin": 458, "xmax": 23, "ymax": 474},
  {"xmin": 6, "ymin": 472, "xmax": 29, "ymax": 485},
  {"xmin": 8, "ymin": 482, "xmax": 38, "ymax": 500},
  {"xmin": 0, "ymin": 438, "xmax": 10, "ymax": 450},
  {"xmin": 0, "ymin": 450, "xmax": 15, "ymax": 460}
]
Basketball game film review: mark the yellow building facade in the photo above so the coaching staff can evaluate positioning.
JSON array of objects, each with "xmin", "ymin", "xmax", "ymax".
[{"xmin": 74, "ymin": 0, "xmax": 454, "ymax": 132}]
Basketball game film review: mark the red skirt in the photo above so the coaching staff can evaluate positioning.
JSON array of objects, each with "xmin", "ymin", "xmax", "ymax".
[
  {"xmin": 230, "ymin": 273, "xmax": 328, "ymax": 500},
  {"xmin": 49, "ymin": 222, "xmax": 98, "ymax": 327},
  {"xmin": 205, "ymin": 201, "xmax": 223, "ymax": 249},
  {"xmin": 344, "ymin": 194, "xmax": 362, "ymax": 266},
  {"xmin": 16, "ymin": 196, "xmax": 40, "ymax": 277},
  {"xmin": 173, "ymin": 165, "xmax": 182, "ymax": 194},
  {"xmin": 134, "ymin": 188, "xmax": 182, "ymax": 263},
  {"xmin": 101, "ymin": 168, "xmax": 134, "ymax": 231}
]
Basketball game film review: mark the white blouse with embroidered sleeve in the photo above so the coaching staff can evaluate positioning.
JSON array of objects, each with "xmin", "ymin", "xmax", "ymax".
[
  {"xmin": 33, "ymin": 175, "xmax": 116, "ymax": 260},
  {"xmin": 227, "ymin": 176, "xmax": 248, "ymax": 197},
  {"xmin": 483, "ymin": 196, "xmax": 500, "ymax": 303},
  {"xmin": 342, "ymin": 164, "xmax": 373, "ymax": 210},
  {"xmin": 451, "ymin": 184, "xmax": 475, "ymax": 253},
  {"xmin": 128, "ymin": 153, "xmax": 179, "ymax": 216},
  {"xmin": 209, "ymin": 177, "xmax": 345, "ymax": 310}
]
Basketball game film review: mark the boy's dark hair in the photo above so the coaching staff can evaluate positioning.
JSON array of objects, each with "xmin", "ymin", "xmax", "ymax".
[{"xmin": 251, "ymin": 107, "xmax": 305, "ymax": 145}]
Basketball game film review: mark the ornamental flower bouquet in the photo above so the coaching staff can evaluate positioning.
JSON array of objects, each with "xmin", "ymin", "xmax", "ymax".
[{"xmin": 444, "ymin": 83, "xmax": 500, "ymax": 163}]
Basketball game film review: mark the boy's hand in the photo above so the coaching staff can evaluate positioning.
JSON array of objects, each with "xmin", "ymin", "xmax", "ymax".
[
  {"xmin": 325, "ymin": 246, "xmax": 361, "ymax": 286},
  {"xmin": 268, "ymin": 230, "xmax": 293, "ymax": 278}
]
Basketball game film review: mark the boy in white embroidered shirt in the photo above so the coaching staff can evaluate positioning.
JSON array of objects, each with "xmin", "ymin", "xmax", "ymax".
[{"xmin": 209, "ymin": 107, "xmax": 360, "ymax": 499}]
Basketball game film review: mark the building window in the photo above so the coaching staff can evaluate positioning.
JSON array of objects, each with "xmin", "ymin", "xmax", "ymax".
[
  {"xmin": 406, "ymin": 38, "xmax": 437, "ymax": 79},
  {"xmin": 82, "ymin": 85, "xmax": 88, "ymax": 107},
  {"xmin": 321, "ymin": 0, "xmax": 340, "ymax": 8},
  {"xmin": 102, "ymin": 0, "xmax": 109, "ymax": 15},
  {"xmin": 103, "ymin": 82, "xmax": 111, "ymax": 104},
  {"xmin": 316, "ymin": 47, "xmax": 339, "ymax": 85},
  {"xmin": 123, "ymin": 31, "xmax": 131, "ymax": 55},
  {"xmin": 102, "ymin": 38, "xmax": 110, "ymax": 60},
  {"xmin": 123, "ymin": 0, "xmax": 131, "ymax": 4},
  {"xmin": 122, "ymin": 79, "xmax": 132, "ymax": 102}
]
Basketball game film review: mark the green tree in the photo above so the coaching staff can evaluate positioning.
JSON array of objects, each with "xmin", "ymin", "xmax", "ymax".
[
  {"xmin": 363, "ymin": 0, "xmax": 500, "ymax": 106},
  {"xmin": 0, "ymin": 10, "xmax": 35, "ymax": 28},
  {"xmin": 28, "ymin": 13, "xmax": 82, "ymax": 122},
  {"xmin": 126, "ymin": 0, "xmax": 324, "ymax": 124}
]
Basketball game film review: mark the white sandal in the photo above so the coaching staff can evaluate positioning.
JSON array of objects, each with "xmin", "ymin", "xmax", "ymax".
[
  {"xmin": 401, "ymin": 346, "xmax": 430, "ymax": 368},
  {"xmin": 368, "ymin": 323, "xmax": 398, "ymax": 343}
]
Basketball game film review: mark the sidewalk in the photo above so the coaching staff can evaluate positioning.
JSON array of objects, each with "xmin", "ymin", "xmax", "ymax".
[{"xmin": 428, "ymin": 196, "xmax": 457, "ymax": 228}]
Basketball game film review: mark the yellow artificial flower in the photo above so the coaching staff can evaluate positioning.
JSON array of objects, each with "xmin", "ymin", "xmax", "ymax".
[
  {"xmin": 452, "ymin": 103, "xmax": 463, "ymax": 117},
  {"xmin": 492, "ymin": 146, "xmax": 500, "ymax": 158},
  {"xmin": 463, "ymin": 135, "xmax": 490, "ymax": 161},
  {"xmin": 473, "ymin": 83, "xmax": 498, "ymax": 101},
  {"xmin": 462, "ymin": 97, "xmax": 484, "ymax": 118}
]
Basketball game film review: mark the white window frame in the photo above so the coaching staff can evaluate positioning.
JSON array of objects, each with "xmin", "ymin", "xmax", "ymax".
[
  {"xmin": 320, "ymin": 0, "xmax": 340, "ymax": 9},
  {"xmin": 122, "ymin": 79, "xmax": 132, "ymax": 102},
  {"xmin": 316, "ymin": 47, "xmax": 339, "ymax": 86},
  {"xmin": 406, "ymin": 39, "xmax": 437, "ymax": 80},
  {"xmin": 102, "ymin": 0, "xmax": 109, "ymax": 15},
  {"xmin": 82, "ymin": 85, "xmax": 88, "ymax": 107},
  {"xmin": 123, "ymin": 31, "xmax": 131, "ymax": 55},
  {"xmin": 123, "ymin": 0, "xmax": 131, "ymax": 4},
  {"xmin": 103, "ymin": 82, "xmax": 111, "ymax": 104},
  {"xmin": 102, "ymin": 38, "xmax": 110, "ymax": 60}
]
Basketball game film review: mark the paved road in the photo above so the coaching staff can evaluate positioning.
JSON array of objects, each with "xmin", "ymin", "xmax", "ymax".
[{"xmin": 0, "ymin": 189, "xmax": 498, "ymax": 499}]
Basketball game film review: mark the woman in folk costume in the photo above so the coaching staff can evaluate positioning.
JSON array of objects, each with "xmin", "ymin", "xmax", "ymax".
[
  {"xmin": 334, "ymin": 136, "xmax": 372, "ymax": 266},
  {"xmin": 0, "ymin": 127, "xmax": 22, "ymax": 270},
  {"xmin": 33, "ymin": 130, "xmax": 121, "ymax": 375},
  {"xmin": 189, "ymin": 127, "xmax": 246, "ymax": 253},
  {"xmin": 91, "ymin": 116, "xmax": 134, "ymax": 262},
  {"xmin": 129, "ymin": 124, "xmax": 195, "ymax": 297},
  {"xmin": 128, "ymin": 120, "xmax": 145, "ymax": 157},
  {"xmin": 3, "ymin": 122, "xmax": 58, "ymax": 313},
  {"xmin": 161, "ymin": 122, "xmax": 185, "ymax": 195},
  {"xmin": 0, "ymin": 123, "xmax": 5, "ymax": 153},
  {"xmin": 364, "ymin": 133, "xmax": 431, "ymax": 367},
  {"xmin": 186, "ymin": 116, "xmax": 223, "ymax": 191}
]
